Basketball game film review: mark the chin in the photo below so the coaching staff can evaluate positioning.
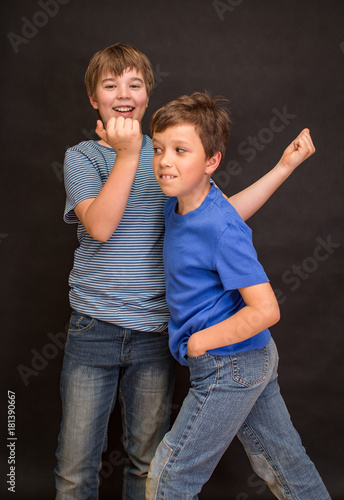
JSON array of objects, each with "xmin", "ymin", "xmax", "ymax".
[
  {"xmin": 160, "ymin": 186, "xmax": 171, "ymax": 195},
  {"xmin": 158, "ymin": 184, "xmax": 174, "ymax": 196}
]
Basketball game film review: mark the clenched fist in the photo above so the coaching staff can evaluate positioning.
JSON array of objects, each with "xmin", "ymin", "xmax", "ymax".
[
  {"xmin": 279, "ymin": 128, "xmax": 316, "ymax": 171},
  {"xmin": 96, "ymin": 117, "xmax": 143, "ymax": 158}
]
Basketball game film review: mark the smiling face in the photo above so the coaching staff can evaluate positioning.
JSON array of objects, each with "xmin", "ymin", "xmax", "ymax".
[
  {"xmin": 89, "ymin": 68, "xmax": 149, "ymax": 127},
  {"xmin": 152, "ymin": 124, "xmax": 221, "ymax": 214}
]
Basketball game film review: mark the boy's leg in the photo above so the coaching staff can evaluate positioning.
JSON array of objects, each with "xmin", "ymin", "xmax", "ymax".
[
  {"xmin": 118, "ymin": 329, "xmax": 176, "ymax": 500},
  {"xmin": 146, "ymin": 340, "xmax": 277, "ymax": 500},
  {"xmin": 55, "ymin": 312, "xmax": 122, "ymax": 500},
  {"xmin": 237, "ymin": 338, "xmax": 331, "ymax": 500}
]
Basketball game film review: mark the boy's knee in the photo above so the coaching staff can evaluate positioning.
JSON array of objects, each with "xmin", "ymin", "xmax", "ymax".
[
  {"xmin": 146, "ymin": 457, "xmax": 162, "ymax": 500},
  {"xmin": 248, "ymin": 453, "xmax": 285, "ymax": 497},
  {"xmin": 146, "ymin": 438, "xmax": 173, "ymax": 499},
  {"xmin": 145, "ymin": 472, "xmax": 155, "ymax": 500}
]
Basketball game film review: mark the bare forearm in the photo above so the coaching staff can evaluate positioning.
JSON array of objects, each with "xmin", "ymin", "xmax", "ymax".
[
  {"xmin": 188, "ymin": 303, "xmax": 279, "ymax": 356},
  {"xmin": 77, "ymin": 116, "xmax": 144, "ymax": 241},
  {"xmin": 76, "ymin": 153, "xmax": 139, "ymax": 241},
  {"xmin": 226, "ymin": 129, "xmax": 315, "ymax": 221},
  {"xmin": 187, "ymin": 284, "xmax": 280, "ymax": 357},
  {"xmin": 229, "ymin": 161, "xmax": 292, "ymax": 221}
]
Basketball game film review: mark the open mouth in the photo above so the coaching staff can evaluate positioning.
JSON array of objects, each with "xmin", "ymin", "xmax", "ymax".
[
  {"xmin": 160, "ymin": 175, "xmax": 176, "ymax": 180},
  {"xmin": 114, "ymin": 106, "xmax": 135, "ymax": 114}
]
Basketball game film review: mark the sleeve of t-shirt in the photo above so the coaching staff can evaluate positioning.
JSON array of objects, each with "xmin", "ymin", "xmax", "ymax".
[
  {"xmin": 215, "ymin": 220, "xmax": 269, "ymax": 291},
  {"xmin": 63, "ymin": 147, "xmax": 103, "ymax": 224}
]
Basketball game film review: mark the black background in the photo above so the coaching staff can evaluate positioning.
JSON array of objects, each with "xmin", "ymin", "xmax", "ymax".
[{"xmin": 1, "ymin": 1, "xmax": 344, "ymax": 499}]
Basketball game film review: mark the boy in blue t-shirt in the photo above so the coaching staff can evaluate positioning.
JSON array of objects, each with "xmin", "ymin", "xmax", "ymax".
[
  {"xmin": 146, "ymin": 92, "xmax": 330, "ymax": 499},
  {"xmin": 56, "ymin": 43, "xmax": 319, "ymax": 500}
]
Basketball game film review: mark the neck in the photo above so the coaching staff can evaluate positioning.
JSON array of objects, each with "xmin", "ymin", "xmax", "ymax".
[{"xmin": 176, "ymin": 182, "xmax": 212, "ymax": 215}]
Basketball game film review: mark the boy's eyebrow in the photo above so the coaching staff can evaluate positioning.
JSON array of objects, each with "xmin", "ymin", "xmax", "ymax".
[
  {"xmin": 124, "ymin": 76, "xmax": 145, "ymax": 84},
  {"xmin": 100, "ymin": 76, "xmax": 144, "ymax": 84},
  {"xmin": 153, "ymin": 138, "xmax": 192, "ymax": 146},
  {"xmin": 101, "ymin": 77, "xmax": 115, "ymax": 83}
]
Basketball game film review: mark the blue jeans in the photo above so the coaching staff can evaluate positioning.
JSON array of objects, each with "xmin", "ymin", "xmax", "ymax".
[
  {"xmin": 55, "ymin": 311, "xmax": 176, "ymax": 500},
  {"xmin": 146, "ymin": 338, "xmax": 330, "ymax": 500}
]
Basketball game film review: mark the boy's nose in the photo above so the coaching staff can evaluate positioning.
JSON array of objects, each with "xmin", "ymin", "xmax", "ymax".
[
  {"xmin": 117, "ymin": 86, "xmax": 130, "ymax": 99},
  {"xmin": 160, "ymin": 155, "xmax": 173, "ymax": 167}
]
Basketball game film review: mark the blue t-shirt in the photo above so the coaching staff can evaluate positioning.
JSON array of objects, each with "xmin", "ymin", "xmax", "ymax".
[
  {"xmin": 163, "ymin": 184, "xmax": 271, "ymax": 365},
  {"xmin": 63, "ymin": 136, "xmax": 170, "ymax": 332}
]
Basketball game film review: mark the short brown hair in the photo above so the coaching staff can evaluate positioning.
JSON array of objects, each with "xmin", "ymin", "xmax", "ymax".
[
  {"xmin": 85, "ymin": 43, "xmax": 154, "ymax": 97},
  {"xmin": 150, "ymin": 91, "xmax": 231, "ymax": 162}
]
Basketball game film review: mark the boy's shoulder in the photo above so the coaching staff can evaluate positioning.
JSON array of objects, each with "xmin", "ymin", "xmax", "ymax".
[
  {"xmin": 209, "ymin": 185, "xmax": 246, "ymax": 226},
  {"xmin": 69, "ymin": 135, "xmax": 152, "ymax": 151},
  {"xmin": 164, "ymin": 185, "xmax": 249, "ymax": 238},
  {"xmin": 64, "ymin": 140, "xmax": 112, "ymax": 162},
  {"xmin": 67, "ymin": 139, "xmax": 100, "ymax": 152},
  {"xmin": 66, "ymin": 135, "xmax": 152, "ymax": 159}
]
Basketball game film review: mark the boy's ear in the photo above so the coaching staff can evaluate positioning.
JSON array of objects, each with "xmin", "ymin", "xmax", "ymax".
[
  {"xmin": 205, "ymin": 151, "xmax": 222, "ymax": 175},
  {"xmin": 89, "ymin": 95, "xmax": 99, "ymax": 110}
]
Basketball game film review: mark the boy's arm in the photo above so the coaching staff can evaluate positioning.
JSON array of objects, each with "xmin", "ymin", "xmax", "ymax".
[
  {"xmin": 74, "ymin": 117, "xmax": 142, "ymax": 242},
  {"xmin": 187, "ymin": 282, "xmax": 280, "ymax": 357},
  {"xmin": 226, "ymin": 129, "xmax": 315, "ymax": 221}
]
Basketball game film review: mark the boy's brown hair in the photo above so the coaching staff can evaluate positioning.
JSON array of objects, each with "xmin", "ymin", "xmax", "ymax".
[
  {"xmin": 150, "ymin": 91, "xmax": 231, "ymax": 163},
  {"xmin": 85, "ymin": 43, "xmax": 154, "ymax": 98}
]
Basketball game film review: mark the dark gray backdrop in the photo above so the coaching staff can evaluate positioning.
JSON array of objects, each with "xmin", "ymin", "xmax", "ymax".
[{"xmin": 1, "ymin": 1, "xmax": 343, "ymax": 499}]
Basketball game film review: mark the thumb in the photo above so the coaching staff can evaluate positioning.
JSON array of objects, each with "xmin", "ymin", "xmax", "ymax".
[
  {"xmin": 95, "ymin": 120, "xmax": 106, "ymax": 140},
  {"xmin": 299, "ymin": 128, "xmax": 310, "ymax": 135}
]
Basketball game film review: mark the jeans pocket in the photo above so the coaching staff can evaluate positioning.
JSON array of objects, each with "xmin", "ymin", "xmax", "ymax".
[
  {"xmin": 231, "ymin": 346, "xmax": 269, "ymax": 387},
  {"xmin": 187, "ymin": 353, "xmax": 220, "ymax": 388},
  {"xmin": 68, "ymin": 310, "xmax": 96, "ymax": 334},
  {"xmin": 187, "ymin": 352, "xmax": 212, "ymax": 361}
]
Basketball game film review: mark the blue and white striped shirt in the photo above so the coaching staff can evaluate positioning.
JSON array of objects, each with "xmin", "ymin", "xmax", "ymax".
[{"xmin": 63, "ymin": 136, "xmax": 169, "ymax": 332}]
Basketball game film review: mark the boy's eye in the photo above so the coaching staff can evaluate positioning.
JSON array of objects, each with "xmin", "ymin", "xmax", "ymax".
[
  {"xmin": 176, "ymin": 147, "xmax": 187, "ymax": 153},
  {"xmin": 153, "ymin": 147, "xmax": 162, "ymax": 154}
]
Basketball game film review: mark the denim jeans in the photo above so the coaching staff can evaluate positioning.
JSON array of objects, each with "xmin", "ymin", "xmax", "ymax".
[
  {"xmin": 146, "ymin": 338, "xmax": 330, "ymax": 500},
  {"xmin": 55, "ymin": 310, "xmax": 176, "ymax": 500}
]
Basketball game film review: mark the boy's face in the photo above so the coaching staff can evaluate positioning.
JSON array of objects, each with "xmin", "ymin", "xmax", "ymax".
[
  {"xmin": 89, "ymin": 68, "xmax": 149, "ymax": 127},
  {"xmin": 152, "ymin": 124, "xmax": 220, "ymax": 212}
]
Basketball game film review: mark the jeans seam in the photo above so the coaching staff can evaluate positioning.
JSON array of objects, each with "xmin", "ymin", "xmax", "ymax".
[
  {"xmin": 119, "ymin": 326, "xmax": 134, "ymax": 496},
  {"xmin": 160, "ymin": 358, "xmax": 221, "ymax": 488},
  {"xmin": 121, "ymin": 328, "xmax": 135, "ymax": 362},
  {"xmin": 119, "ymin": 369, "xmax": 129, "ymax": 498},
  {"xmin": 153, "ymin": 440, "xmax": 173, "ymax": 499},
  {"xmin": 98, "ymin": 378, "xmax": 118, "ymax": 493}
]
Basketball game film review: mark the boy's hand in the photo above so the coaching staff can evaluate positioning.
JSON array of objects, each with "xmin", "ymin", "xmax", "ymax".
[
  {"xmin": 279, "ymin": 128, "xmax": 315, "ymax": 171},
  {"xmin": 187, "ymin": 333, "xmax": 206, "ymax": 358},
  {"xmin": 96, "ymin": 117, "xmax": 142, "ymax": 158}
]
